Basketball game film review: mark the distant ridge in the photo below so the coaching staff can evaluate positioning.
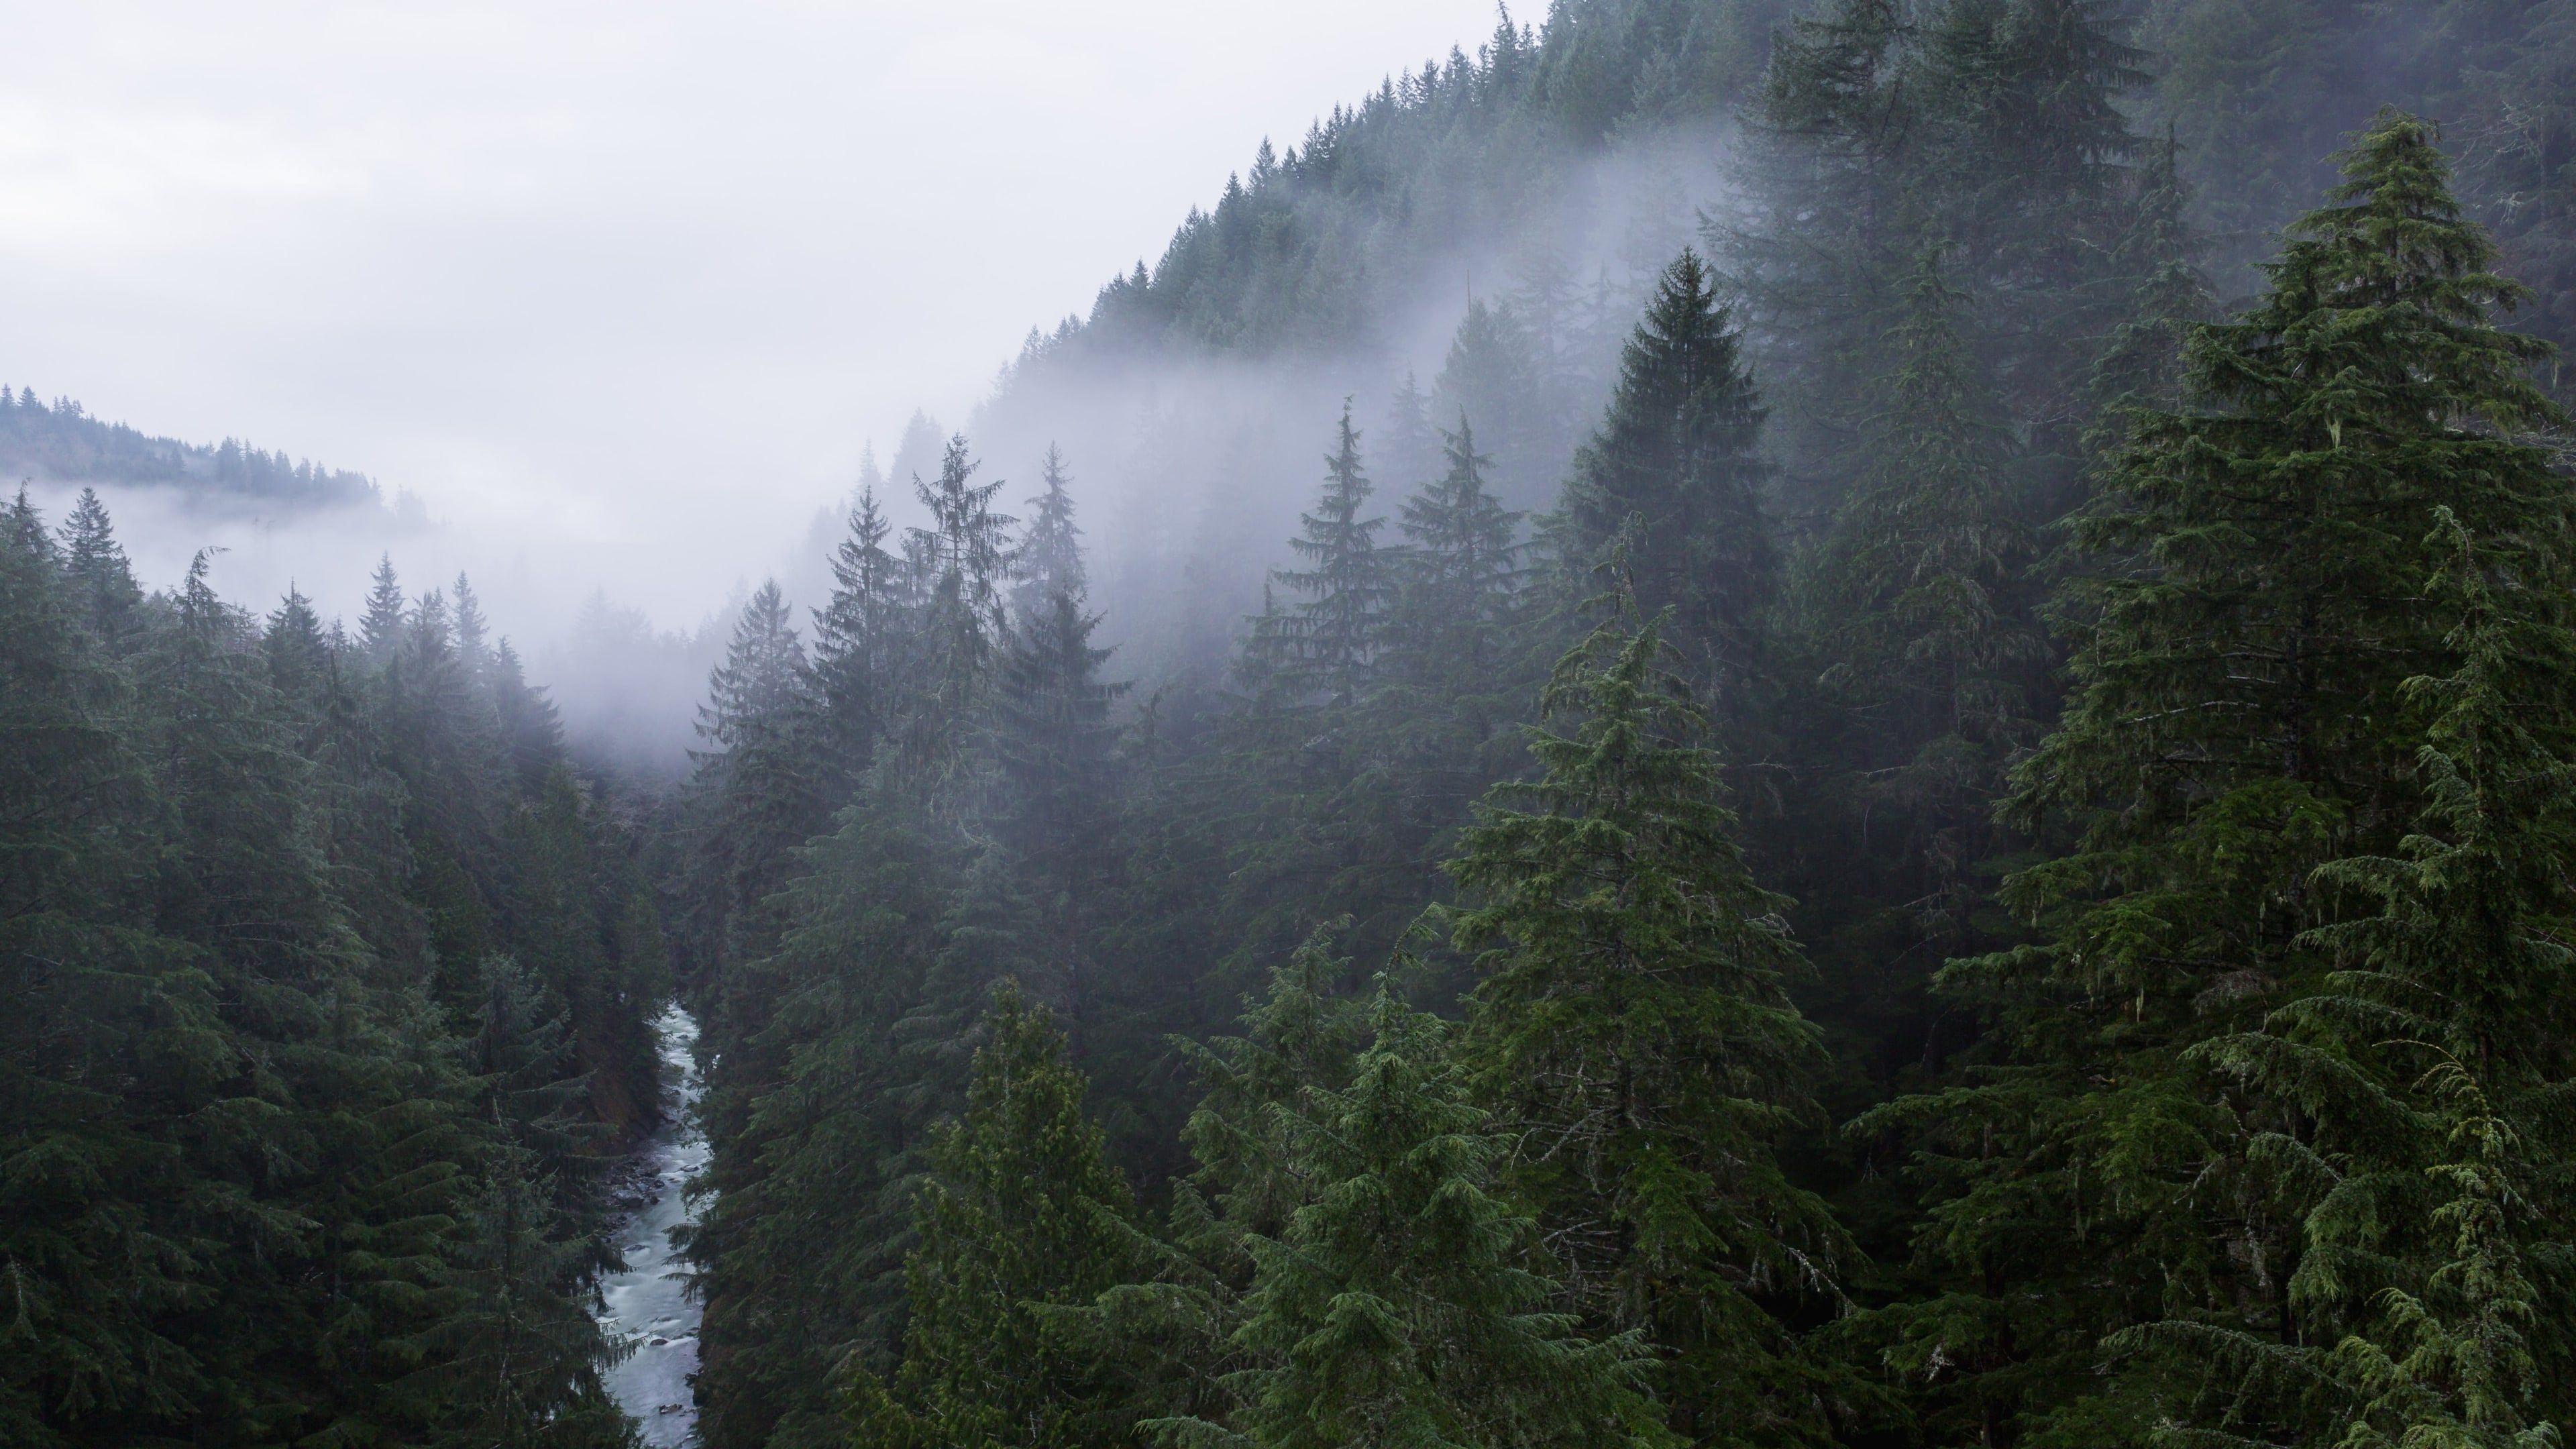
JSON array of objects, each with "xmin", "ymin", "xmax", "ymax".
[{"xmin": 0, "ymin": 384, "xmax": 382, "ymax": 510}]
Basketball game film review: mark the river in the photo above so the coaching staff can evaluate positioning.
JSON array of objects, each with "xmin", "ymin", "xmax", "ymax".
[{"xmin": 600, "ymin": 1006, "xmax": 708, "ymax": 1446}]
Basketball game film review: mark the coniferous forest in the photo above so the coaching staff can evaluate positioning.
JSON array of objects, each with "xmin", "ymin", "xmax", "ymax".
[{"xmin": 11, "ymin": 3, "xmax": 2576, "ymax": 1448}]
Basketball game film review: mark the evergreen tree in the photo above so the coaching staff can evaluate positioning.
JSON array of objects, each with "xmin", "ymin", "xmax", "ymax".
[
  {"xmin": 851, "ymin": 985, "xmax": 1141, "ymax": 1448},
  {"xmin": 467, "ymin": 952, "xmax": 605, "ymax": 1192},
  {"xmin": 431, "ymin": 1163, "xmax": 638, "ymax": 1449},
  {"xmin": 1434, "ymin": 299, "xmax": 1545, "ymax": 510},
  {"xmin": 56, "ymin": 486, "xmax": 142, "ymax": 644},
  {"xmin": 489, "ymin": 638, "xmax": 567, "ymax": 793},
  {"xmin": 0, "ymin": 493, "xmax": 212, "ymax": 1448},
  {"xmin": 265, "ymin": 584, "xmax": 333, "ymax": 702},
  {"xmin": 454, "ymin": 571, "xmax": 494, "ymax": 690},
  {"xmin": 1160, "ymin": 983, "xmax": 1677, "ymax": 1449},
  {"xmin": 1378, "ymin": 370, "xmax": 1441, "ymax": 498},
  {"xmin": 1446, "ymin": 608, "xmax": 1845, "ymax": 1442},
  {"xmin": 7, "ymin": 483, "xmax": 48, "ymax": 555},
  {"xmin": 1255, "ymin": 402, "xmax": 1394, "ymax": 710},
  {"xmin": 1558, "ymin": 250, "xmax": 1774, "ymax": 718},
  {"xmin": 812, "ymin": 486, "xmax": 912, "ymax": 792},
  {"xmin": 1388, "ymin": 413, "xmax": 1522, "ymax": 698},
  {"xmin": 1803, "ymin": 244, "xmax": 2039, "ymax": 953},
  {"xmin": 361, "ymin": 552, "xmax": 409, "ymax": 663},
  {"xmin": 1012, "ymin": 444, "xmax": 1089, "ymax": 625},
  {"xmin": 2125, "ymin": 510, "xmax": 2576, "ymax": 1444},
  {"xmin": 686, "ymin": 803, "xmax": 957, "ymax": 1449},
  {"xmin": 985, "ymin": 586, "xmax": 1126, "ymax": 1032},
  {"xmin": 684, "ymin": 581, "xmax": 827, "ymax": 990},
  {"xmin": 902, "ymin": 435, "xmax": 1014, "ymax": 786},
  {"xmin": 1864, "ymin": 112, "xmax": 2576, "ymax": 1445},
  {"xmin": 2083, "ymin": 129, "xmax": 2218, "ymax": 436}
]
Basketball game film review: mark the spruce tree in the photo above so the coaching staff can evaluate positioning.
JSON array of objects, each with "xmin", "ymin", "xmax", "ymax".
[
  {"xmin": 1446, "ymin": 608, "xmax": 1845, "ymax": 1442},
  {"xmin": 56, "ymin": 486, "xmax": 142, "ymax": 645},
  {"xmin": 453, "ymin": 571, "xmax": 493, "ymax": 690},
  {"xmin": 1012, "ymin": 444, "xmax": 1089, "ymax": 626},
  {"xmin": 1434, "ymin": 299, "xmax": 1544, "ymax": 508},
  {"xmin": 1388, "ymin": 413, "xmax": 1521, "ymax": 698},
  {"xmin": 851, "ymin": 985, "xmax": 1140, "ymax": 1448},
  {"xmin": 431, "ymin": 1162, "xmax": 637, "ymax": 1449},
  {"xmin": 2083, "ymin": 129, "xmax": 2218, "ymax": 437},
  {"xmin": 2126, "ymin": 510, "xmax": 2576, "ymax": 1444},
  {"xmin": 1258, "ymin": 402, "xmax": 1393, "ymax": 710},
  {"xmin": 1864, "ymin": 112, "xmax": 2576, "ymax": 1444},
  {"xmin": 1379, "ymin": 370, "xmax": 1441, "ymax": 498},
  {"xmin": 6, "ymin": 483, "xmax": 48, "ymax": 555},
  {"xmin": 902, "ymin": 435, "xmax": 1014, "ymax": 786},
  {"xmin": 811, "ymin": 486, "xmax": 912, "ymax": 792},
  {"xmin": 360, "ymin": 553, "xmax": 409, "ymax": 664},
  {"xmin": 1805, "ymin": 244, "xmax": 2038, "ymax": 947},
  {"xmin": 1161, "ymin": 983, "xmax": 1677, "ymax": 1449},
  {"xmin": 1558, "ymin": 250, "xmax": 1774, "ymax": 717},
  {"xmin": 0, "ymin": 492, "xmax": 215, "ymax": 1448},
  {"xmin": 684, "ymin": 581, "xmax": 826, "ymax": 985},
  {"xmin": 686, "ymin": 802, "xmax": 955, "ymax": 1449},
  {"xmin": 985, "ymin": 587, "xmax": 1126, "ymax": 1032},
  {"xmin": 265, "ymin": 584, "xmax": 333, "ymax": 702}
]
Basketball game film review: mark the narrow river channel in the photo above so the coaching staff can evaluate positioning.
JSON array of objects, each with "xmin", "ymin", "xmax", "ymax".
[{"xmin": 600, "ymin": 1006, "xmax": 708, "ymax": 1446}]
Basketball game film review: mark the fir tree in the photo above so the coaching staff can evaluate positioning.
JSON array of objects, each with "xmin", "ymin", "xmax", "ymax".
[
  {"xmin": 1378, "ymin": 371, "xmax": 1441, "ymax": 498},
  {"xmin": 265, "ymin": 584, "xmax": 333, "ymax": 702},
  {"xmin": 7, "ymin": 484, "xmax": 49, "ymax": 556},
  {"xmin": 902, "ymin": 435, "xmax": 1014, "ymax": 786},
  {"xmin": 0, "ymin": 492, "xmax": 213, "ymax": 1448},
  {"xmin": 431, "ymin": 1163, "xmax": 637, "ymax": 1449},
  {"xmin": 1163, "ymin": 982, "xmax": 1677, "ymax": 1449},
  {"xmin": 2125, "ymin": 505, "xmax": 2576, "ymax": 1442},
  {"xmin": 1804, "ymin": 243, "xmax": 2039, "ymax": 951},
  {"xmin": 453, "ymin": 572, "xmax": 493, "ymax": 690},
  {"xmin": 851, "ymin": 985, "xmax": 1140, "ymax": 1448},
  {"xmin": 1865, "ymin": 111, "xmax": 2576, "ymax": 1444},
  {"xmin": 1256, "ymin": 401, "xmax": 1393, "ymax": 709},
  {"xmin": 1012, "ymin": 444, "xmax": 1089, "ymax": 626},
  {"xmin": 1389, "ymin": 413, "xmax": 1522, "ymax": 696},
  {"xmin": 56, "ymin": 486, "xmax": 142, "ymax": 644},
  {"xmin": 2083, "ymin": 127, "xmax": 2218, "ymax": 437},
  {"xmin": 1434, "ymin": 299, "xmax": 1544, "ymax": 508},
  {"xmin": 684, "ymin": 581, "xmax": 826, "ymax": 985},
  {"xmin": 360, "ymin": 553, "xmax": 409, "ymax": 664},
  {"xmin": 1446, "ymin": 608, "xmax": 1845, "ymax": 1442},
  {"xmin": 1558, "ymin": 250, "xmax": 1774, "ymax": 718},
  {"xmin": 686, "ymin": 802, "xmax": 956, "ymax": 1449},
  {"xmin": 985, "ymin": 587, "xmax": 1126, "ymax": 1032},
  {"xmin": 812, "ymin": 485, "xmax": 911, "ymax": 792}
]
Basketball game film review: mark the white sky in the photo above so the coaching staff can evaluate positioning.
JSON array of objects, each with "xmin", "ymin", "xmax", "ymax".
[{"xmin": 0, "ymin": 1, "xmax": 1497, "ymax": 622}]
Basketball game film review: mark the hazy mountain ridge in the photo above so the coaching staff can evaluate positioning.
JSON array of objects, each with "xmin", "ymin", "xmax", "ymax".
[{"xmin": 0, "ymin": 384, "xmax": 393, "ymax": 515}]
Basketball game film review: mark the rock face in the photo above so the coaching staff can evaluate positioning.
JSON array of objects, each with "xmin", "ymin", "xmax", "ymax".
[{"xmin": 599, "ymin": 1008, "xmax": 709, "ymax": 1448}]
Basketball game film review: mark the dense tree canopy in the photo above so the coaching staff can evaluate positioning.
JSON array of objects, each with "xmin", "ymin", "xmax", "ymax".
[{"xmin": 19, "ymin": 6, "xmax": 2576, "ymax": 1449}]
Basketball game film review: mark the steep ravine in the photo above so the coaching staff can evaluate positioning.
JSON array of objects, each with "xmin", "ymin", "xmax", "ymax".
[{"xmin": 600, "ymin": 1008, "xmax": 708, "ymax": 1446}]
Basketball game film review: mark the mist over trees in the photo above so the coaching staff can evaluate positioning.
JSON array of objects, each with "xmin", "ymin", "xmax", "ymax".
[
  {"xmin": 12, "ymin": 2, "xmax": 2576, "ymax": 1448},
  {"xmin": 3, "ymin": 490, "xmax": 667, "ymax": 1446}
]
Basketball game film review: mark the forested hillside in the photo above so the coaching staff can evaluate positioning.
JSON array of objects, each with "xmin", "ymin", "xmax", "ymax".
[
  {"xmin": 671, "ymin": 2, "xmax": 2576, "ymax": 1448},
  {"xmin": 12, "ymin": 1, "xmax": 2576, "ymax": 1447},
  {"xmin": 3, "ymin": 488, "xmax": 667, "ymax": 1446},
  {"xmin": 0, "ymin": 387, "xmax": 386, "ymax": 511}
]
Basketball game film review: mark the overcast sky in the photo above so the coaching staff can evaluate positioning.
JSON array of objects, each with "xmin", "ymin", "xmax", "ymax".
[{"xmin": 1, "ymin": 1, "xmax": 1495, "ymax": 621}]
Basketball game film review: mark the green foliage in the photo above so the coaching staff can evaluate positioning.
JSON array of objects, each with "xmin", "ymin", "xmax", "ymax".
[
  {"xmin": 1557, "ymin": 250, "xmax": 1774, "ymax": 710},
  {"xmin": 641, "ymin": 22, "xmax": 2576, "ymax": 1449},
  {"xmin": 1, "ymin": 489, "xmax": 662, "ymax": 1447},
  {"xmin": 1447, "ymin": 608, "xmax": 1847, "ymax": 1442},
  {"xmin": 852, "ymin": 985, "xmax": 1141, "ymax": 1448},
  {"xmin": 1150, "ymin": 974, "xmax": 1677, "ymax": 1449},
  {"xmin": 1856, "ymin": 111, "xmax": 2576, "ymax": 1446}
]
